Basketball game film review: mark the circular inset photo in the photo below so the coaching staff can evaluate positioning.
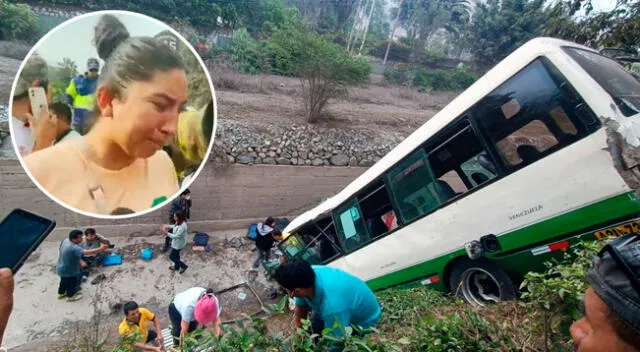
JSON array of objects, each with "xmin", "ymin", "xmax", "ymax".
[{"xmin": 9, "ymin": 10, "xmax": 217, "ymax": 218}]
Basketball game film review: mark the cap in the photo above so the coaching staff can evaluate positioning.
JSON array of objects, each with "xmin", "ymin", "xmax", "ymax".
[
  {"xmin": 588, "ymin": 239, "xmax": 640, "ymax": 335},
  {"xmin": 154, "ymin": 30, "xmax": 179, "ymax": 52},
  {"xmin": 194, "ymin": 294, "xmax": 219, "ymax": 325},
  {"xmin": 14, "ymin": 54, "xmax": 48, "ymax": 97},
  {"xmin": 87, "ymin": 58, "xmax": 100, "ymax": 71}
]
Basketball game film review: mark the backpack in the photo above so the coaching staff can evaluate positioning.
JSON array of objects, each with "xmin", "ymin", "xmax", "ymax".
[
  {"xmin": 247, "ymin": 223, "xmax": 259, "ymax": 241},
  {"xmin": 194, "ymin": 232, "xmax": 210, "ymax": 247}
]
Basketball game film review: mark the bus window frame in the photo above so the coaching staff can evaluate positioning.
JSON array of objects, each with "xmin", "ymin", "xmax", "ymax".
[{"xmin": 307, "ymin": 54, "xmax": 601, "ymax": 263}]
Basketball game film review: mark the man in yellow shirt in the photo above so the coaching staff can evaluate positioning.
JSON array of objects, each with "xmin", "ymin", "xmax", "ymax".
[{"xmin": 118, "ymin": 301, "xmax": 164, "ymax": 351}]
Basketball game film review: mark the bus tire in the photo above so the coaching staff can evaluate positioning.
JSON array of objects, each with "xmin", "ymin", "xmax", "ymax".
[{"xmin": 448, "ymin": 258, "xmax": 516, "ymax": 306}]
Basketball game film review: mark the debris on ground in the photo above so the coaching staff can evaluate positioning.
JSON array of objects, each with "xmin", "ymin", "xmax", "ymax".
[
  {"xmin": 91, "ymin": 273, "xmax": 107, "ymax": 285},
  {"xmin": 226, "ymin": 237, "xmax": 245, "ymax": 249}
]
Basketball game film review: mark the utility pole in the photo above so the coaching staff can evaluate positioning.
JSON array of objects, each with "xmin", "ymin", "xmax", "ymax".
[{"xmin": 358, "ymin": 0, "xmax": 376, "ymax": 55}]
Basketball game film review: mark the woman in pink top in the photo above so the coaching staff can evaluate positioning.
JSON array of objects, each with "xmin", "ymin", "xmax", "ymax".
[{"xmin": 24, "ymin": 14, "xmax": 187, "ymax": 216}]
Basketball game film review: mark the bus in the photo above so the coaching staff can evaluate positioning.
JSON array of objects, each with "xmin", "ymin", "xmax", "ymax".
[{"xmin": 276, "ymin": 37, "xmax": 640, "ymax": 305}]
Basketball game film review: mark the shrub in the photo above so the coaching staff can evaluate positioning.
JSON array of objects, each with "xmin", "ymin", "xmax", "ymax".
[
  {"xmin": 369, "ymin": 40, "xmax": 412, "ymax": 62},
  {"xmin": 385, "ymin": 64, "xmax": 477, "ymax": 91},
  {"xmin": 521, "ymin": 239, "xmax": 607, "ymax": 350},
  {"xmin": 0, "ymin": 1, "xmax": 39, "ymax": 43},
  {"xmin": 231, "ymin": 28, "xmax": 262, "ymax": 75}
]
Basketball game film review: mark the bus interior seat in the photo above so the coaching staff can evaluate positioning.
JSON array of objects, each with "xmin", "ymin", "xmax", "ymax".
[
  {"xmin": 516, "ymin": 145, "xmax": 540, "ymax": 164},
  {"xmin": 435, "ymin": 180, "xmax": 456, "ymax": 202},
  {"xmin": 471, "ymin": 172, "xmax": 489, "ymax": 185}
]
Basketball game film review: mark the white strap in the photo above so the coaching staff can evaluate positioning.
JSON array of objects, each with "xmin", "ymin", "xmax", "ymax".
[{"xmin": 76, "ymin": 138, "xmax": 110, "ymax": 215}]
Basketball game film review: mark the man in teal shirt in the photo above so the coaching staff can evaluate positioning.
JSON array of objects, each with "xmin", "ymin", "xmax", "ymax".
[{"xmin": 274, "ymin": 259, "xmax": 381, "ymax": 339}]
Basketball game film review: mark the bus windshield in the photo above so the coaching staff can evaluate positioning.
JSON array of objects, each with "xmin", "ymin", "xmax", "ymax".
[{"xmin": 564, "ymin": 47, "xmax": 640, "ymax": 117}]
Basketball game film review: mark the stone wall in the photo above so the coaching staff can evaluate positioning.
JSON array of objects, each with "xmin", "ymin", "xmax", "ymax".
[
  {"xmin": 213, "ymin": 120, "xmax": 404, "ymax": 167},
  {"xmin": 0, "ymin": 159, "xmax": 366, "ymax": 241}
]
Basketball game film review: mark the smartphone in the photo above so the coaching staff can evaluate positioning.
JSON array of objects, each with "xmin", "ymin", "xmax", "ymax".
[
  {"xmin": 0, "ymin": 209, "xmax": 56, "ymax": 274},
  {"xmin": 28, "ymin": 87, "xmax": 48, "ymax": 122}
]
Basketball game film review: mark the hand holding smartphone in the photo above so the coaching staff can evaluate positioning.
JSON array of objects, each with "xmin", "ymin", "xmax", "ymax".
[
  {"xmin": 28, "ymin": 87, "xmax": 49, "ymax": 123},
  {"xmin": 0, "ymin": 209, "xmax": 56, "ymax": 274}
]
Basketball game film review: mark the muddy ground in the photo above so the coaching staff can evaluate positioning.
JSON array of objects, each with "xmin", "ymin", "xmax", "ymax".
[{"xmin": 6, "ymin": 230, "xmax": 292, "ymax": 350}]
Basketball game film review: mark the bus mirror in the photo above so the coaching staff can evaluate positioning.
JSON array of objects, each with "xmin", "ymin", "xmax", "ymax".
[
  {"xmin": 464, "ymin": 240, "xmax": 484, "ymax": 260},
  {"xmin": 480, "ymin": 234, "xmax": 501, "ymax": 252}
]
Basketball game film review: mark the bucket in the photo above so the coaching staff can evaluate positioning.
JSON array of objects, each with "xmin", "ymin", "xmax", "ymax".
[{"xmin": 141, "ymin": 248, "xmax": 153, "ymax": 261}]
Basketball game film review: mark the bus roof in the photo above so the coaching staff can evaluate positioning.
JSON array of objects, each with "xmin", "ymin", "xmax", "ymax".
[{"xmin": 283, "ymin": 37, "xmax": 597, "ymax": 237}]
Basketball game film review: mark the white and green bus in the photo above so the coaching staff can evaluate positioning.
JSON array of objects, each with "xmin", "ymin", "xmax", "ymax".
[{"xmin": 277, "ymin": 37, "xmax": 640, "ymax": 305}]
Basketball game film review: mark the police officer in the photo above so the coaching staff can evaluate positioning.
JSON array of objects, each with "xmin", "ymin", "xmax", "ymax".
[{"xmin": 62, "ymin": 58, "xmax": 100, "ymax": 134}]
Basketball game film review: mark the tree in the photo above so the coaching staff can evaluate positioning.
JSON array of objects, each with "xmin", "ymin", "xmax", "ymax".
[
  {"xmin": 298, "ymin": 35, "xmax": 372, "ymax": 122},
  {"xmin": 404, "ymin": 0, "xmax": 471, "ymax": 63},
  {"xmin": 51, "ymin": 58, "xmax": 78, "ymax": 102},
  {"xmin": 0, "ymin": 0, "xmax": 39, "ymax": 43},
  {"xmin": 464, "ymin": 0, "xmax": 552, "ymax": 69},
  {"xmin": 543, "ymin": 0, "xmax": 639, "ymax": 51},
  {"xmin": 269, "ymin": 24, "xmax": 371, "ymax": 122}
]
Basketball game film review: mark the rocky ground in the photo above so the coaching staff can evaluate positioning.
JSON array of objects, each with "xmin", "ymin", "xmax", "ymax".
[{"xmin": 6, "ymin": 229, "xmax": 287, "ymax": 350}]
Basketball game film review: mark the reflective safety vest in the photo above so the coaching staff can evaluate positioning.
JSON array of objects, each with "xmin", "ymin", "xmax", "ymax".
[{"xmin": 65, "ymin": 75, "xmax": 98, "ymax": 126}]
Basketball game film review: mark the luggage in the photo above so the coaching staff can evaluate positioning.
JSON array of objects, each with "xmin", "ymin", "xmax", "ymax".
[
  {"xmin": 140, "ymin": 248, "xmax": 153, "ymax": 260},
  {"xmin": 194, "ymin": 232, "xmax": 210, "ymax": 246}
]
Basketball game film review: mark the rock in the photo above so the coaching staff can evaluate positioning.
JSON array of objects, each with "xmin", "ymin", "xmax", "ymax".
[
  {"xmin": 330, "ymin": 154, "xmax": 349, "ymax": 166},
  {"xmin": 299, "ymin": 150, "xmax": 308, "ymax": 159},
  {"xmin": 236, "ymin": 154, "xmax": 254, "ymax": 164},
  {"xmin": 226, "ymin": 155, "xmax": 235, "ymax": 163},
  {"xmin": 259, "ymin": 152, "xmax": 267, "ymax": 158},
  {"xmin": 255, "ymin": 157, "xmax": 262, "ymax": 164},
  {"xmin": 291, "ymin": 158, "xmax": 298, "ymax": 165},
  {"xmin": 292, "ymin": 151, "xmax": 299, "ymax": 158},
  {"xmin": 263, "ymin": 157, "xmax": 276, "ymax": 165},
  {"xmin": 359, "ymin": 159, "xmax": 375, "ymax": 167},
  {"xmin": 312, "ymin": 158, "xmax": 324, "ymax": 166},
  {"xmin": 276, "ymin": 158, "xmax": 291, "ymax": 165},
  {"xmin": 268, "ymin": 151, "xmax": 277, "ymax": 158},
  {"xmin": 349, "ymin": 156, "xmax": 358, "ymax": 167},
  {"xmin": 323, "ymin": 160, "xmax": 330, "ymax": 165},
  {"xmin": 226, "ymin": 237, "xmax": 245, "ymax": 249},
  {"xmin": 298, "ymin": 159, "xmax": 306, "ymax": 165}
]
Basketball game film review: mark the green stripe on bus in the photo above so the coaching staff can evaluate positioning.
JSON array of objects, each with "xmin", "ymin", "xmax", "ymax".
[{"xmin": 366, "ymin": 191, "xmax": 640, "ymax": 291}]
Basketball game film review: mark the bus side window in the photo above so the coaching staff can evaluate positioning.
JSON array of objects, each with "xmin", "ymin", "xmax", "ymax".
[
  {"xmin": 333, "ymin": 200, "xmax": 371, "ymax": 253},
  {"xmin": 475, "ymin": 58, "xmax": 595, "ymax": 171}
]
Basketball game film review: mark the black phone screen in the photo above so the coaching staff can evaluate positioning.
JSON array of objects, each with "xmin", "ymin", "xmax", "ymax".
[{"xmin": 0, "ymin": 209, "xmax": 56, "ymax": 273}]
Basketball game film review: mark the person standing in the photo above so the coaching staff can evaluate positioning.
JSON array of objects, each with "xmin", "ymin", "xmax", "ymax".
[
  {"xmin": 250, "ymin": 217, "xmax": 279, "ymax": 271},
  {"xmin": 10, "ymin": 54, "xmax": 56, "ymax": 157},
  {"xmin": 162, "ymin": 210, "xmax": 188, "ymax": 274},
  {"xmin": 168, "ymin": 287, "xmax": 221, "ymax": 346},
  {"xmin": 57, "ymin": 230, "xmax": 108, "ymax": 301},
  {"xmin": 118, "ymin": 301, "xmax": 164, "ymax": 352},
  {"xmin": 274, "ymin": 259, "xmax": 381, "ymax": 339},
  {"xmin": 162, "ymin": 189, "xmax": 191, "ymax": 253},
  {"xmin": 62, "ymin": 58, "xmax": 100, "ymax": 134}
]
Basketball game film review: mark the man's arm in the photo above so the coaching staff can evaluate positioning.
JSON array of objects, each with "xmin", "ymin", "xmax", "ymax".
[
  {"xmin": 151, "ymin": 315, "xmax": 163, "ymax": 346},
  {"xmin": 0, "ymin": 269, "xmax": 14, "ymax": 345},
  {"xmin": 83, "ymin": 243, "xmax": 108, "ymax": 256},
  {"xmin": 212, "ymin": 317, "xmax": 221, "ymax": 337},
  {"xmin": 97, "ymin": 234, "xmax": 111, "ymax": 246},
  {"xmin": 179, "ymin": 319, "xmax": 190, "ymax": 344},
  {"xmin": 132, "ymin": 342, "xmax": 161, "ymax": 352},
  {"xmin": 293, "ymin": 305, "xmax": 309, "ymax": 329}
]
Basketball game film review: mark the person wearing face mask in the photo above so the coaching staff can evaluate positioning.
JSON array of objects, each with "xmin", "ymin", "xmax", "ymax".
[
  {"xmin": 569, "ymin": 234, "xmax": 640, "ymax": 352},
  {"xmin": 62, "ymin": 58, "xmax": 100, "ymax": 134},
  {"xmin": 23, "ymin": 14, "xmax": 185, "ymax": 215},
  {"xmin": 10, "ymin": 54, "xmax": 56, "ymax": 157}
]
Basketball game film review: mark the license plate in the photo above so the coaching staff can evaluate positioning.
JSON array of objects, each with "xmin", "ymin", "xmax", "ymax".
[{"xmin": 594, "ymin": 220, "xmax": 640, "ymax": 240}]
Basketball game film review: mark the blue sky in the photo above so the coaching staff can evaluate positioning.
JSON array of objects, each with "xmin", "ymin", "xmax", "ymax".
[{"xmin": 34, "ymin": 12, "xmax": 170, "ymax": 71}]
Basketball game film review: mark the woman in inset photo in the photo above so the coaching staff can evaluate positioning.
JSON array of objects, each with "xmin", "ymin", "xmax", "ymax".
[{"xmin": 24, "ymin": 14, "xmax": 187, "ymax": 215}]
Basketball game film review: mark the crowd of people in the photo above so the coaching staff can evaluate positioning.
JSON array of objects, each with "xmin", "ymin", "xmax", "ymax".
[{"xmin": 9, "ymin": 14, "xmax": 215, "ymax": 216}]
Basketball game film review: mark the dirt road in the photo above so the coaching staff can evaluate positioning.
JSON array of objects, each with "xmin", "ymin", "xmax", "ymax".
[{"xmin": 5, "ymin": 229, "xmax": 282, "ymax": 350}]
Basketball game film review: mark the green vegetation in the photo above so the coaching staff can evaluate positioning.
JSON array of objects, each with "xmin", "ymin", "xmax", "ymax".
[
  {"xmin": 0, "ymin": 0, "xmax": 39, "ymax": 43},
  {"xmin": 385, "ymin": 64, "xmax": 476, "ymax": 91},
  {"xmin": 51, "ymin": 237, "xmax": 606, "ymax": 352}
]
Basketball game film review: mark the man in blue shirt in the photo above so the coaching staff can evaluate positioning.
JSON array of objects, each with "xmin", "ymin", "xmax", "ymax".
[
  {"xmin": 56, "ymin": 230, "xmax": 108, "ymax": 302},
  {"xmin": 274, "ymin": 259, "xmax": 381, "ymax": 339}
]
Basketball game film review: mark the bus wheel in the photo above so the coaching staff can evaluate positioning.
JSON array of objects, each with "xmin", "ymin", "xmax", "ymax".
[{"xmin": 448, "ymin": 259, "xmax": 516, "ymax": 306}]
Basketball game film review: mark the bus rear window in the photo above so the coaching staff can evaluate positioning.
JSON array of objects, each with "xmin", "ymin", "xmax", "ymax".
[{"xmin": 564, "ymin": 47, "xmax": 640, "ymax": 117}]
